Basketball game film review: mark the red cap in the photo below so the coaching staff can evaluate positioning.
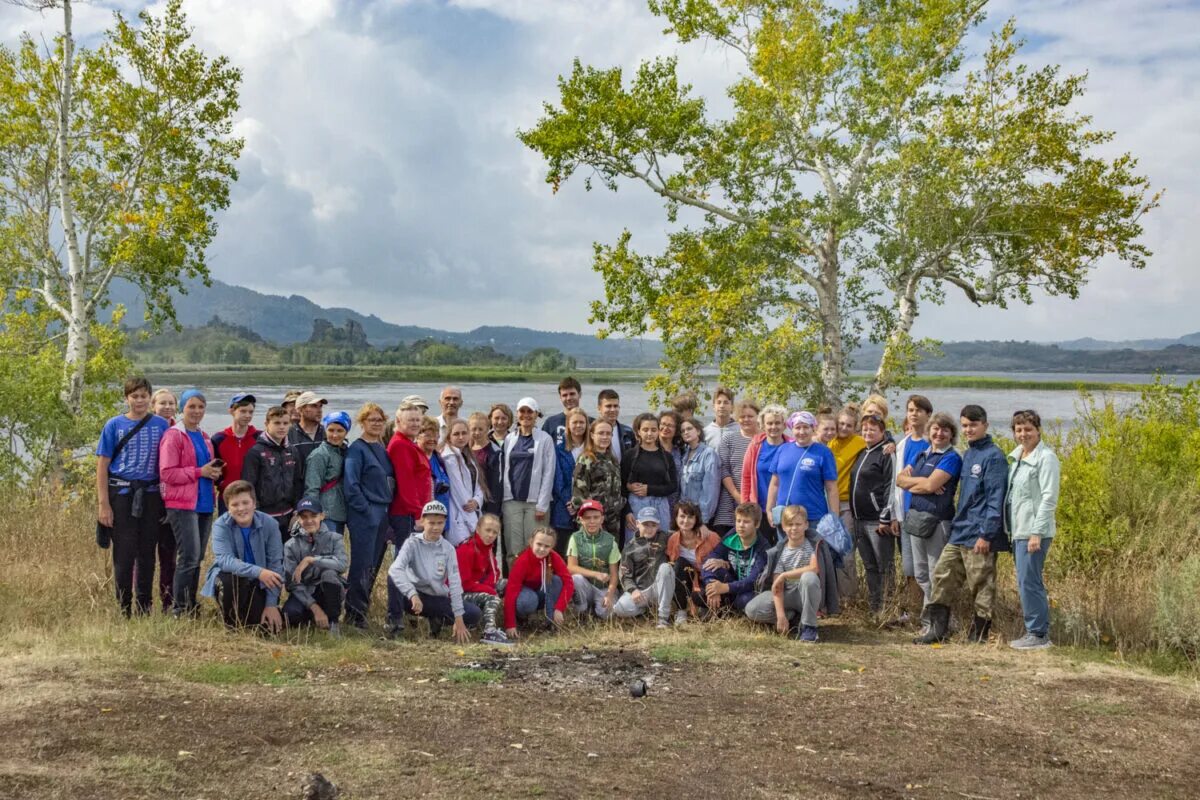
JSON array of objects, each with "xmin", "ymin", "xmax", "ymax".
[{"xmin": 576, "ymin": 499, "xmax": 604, "ymax": 516}]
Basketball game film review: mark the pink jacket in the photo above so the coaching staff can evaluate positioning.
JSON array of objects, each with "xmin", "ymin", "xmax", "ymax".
[{"xmin": 159, "ymin": 426, "xmax": 214, "ymax": 511}]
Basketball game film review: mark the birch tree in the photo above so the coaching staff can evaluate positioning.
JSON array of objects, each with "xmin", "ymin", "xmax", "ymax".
[
  {"xmin": 519, "ymin": 0, "xmax": 1155, "ymax": 405},
  {"xmin": 0, "ymin": 0, "xmax": 242, "ymax": 420}
]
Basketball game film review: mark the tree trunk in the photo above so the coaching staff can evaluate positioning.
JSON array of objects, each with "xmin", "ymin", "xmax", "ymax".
[
  {"xmin": 814, "ymin": 248, "xmax": 846, "ymax": 407},
  {"xmin": 872, "ymin": 278, "xmax": 920, "ymax": 395}
]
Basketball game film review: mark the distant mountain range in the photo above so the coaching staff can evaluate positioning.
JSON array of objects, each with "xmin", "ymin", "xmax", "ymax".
[{"xmin": 109, "ymin": 277, "xmax": 1200, "ymax": 373}]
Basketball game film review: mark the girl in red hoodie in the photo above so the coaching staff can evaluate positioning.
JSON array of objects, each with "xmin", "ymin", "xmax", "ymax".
[
  {"xmin": 455, "ymin": 514, "xmax": 512, "ymax": 646},
  {"xmin": 504, "ymin": 528, "xmax": 574, "ymax": 639}
]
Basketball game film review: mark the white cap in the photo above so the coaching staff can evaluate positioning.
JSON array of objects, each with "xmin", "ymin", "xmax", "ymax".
[
  {"xmin": 421, "ymin": 500, "xmax": 448, "ymax": 517},
  {"xmin": 516, "ymin": 396, "xmax": 540, "ymax": 414}
]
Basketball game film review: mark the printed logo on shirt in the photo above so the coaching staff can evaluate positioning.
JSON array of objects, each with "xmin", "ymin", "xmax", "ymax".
[
  {"xmin": 800, "ymin": 457, "xmax": 816, "ymax": 468},
  {"xmin": 435, "ymin": 557, "xmax": 446, "ymax": 579},
  {"xmin": 971, "ymin": 464, "xmax": 982, "ymax": 477}
]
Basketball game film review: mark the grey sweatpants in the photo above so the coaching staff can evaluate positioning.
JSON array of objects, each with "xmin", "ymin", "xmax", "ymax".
[
  {"xmin": 744, "ymin": 571, "xmax": 820, "ymax": 628},
  {"xmin": 911, "ymin": 520, "xmax": 951, "ymax": 610},
  {"xmin": 571, "ymin": 574, "xmax": 614, "ymax": 619},
  {"xmin": 611, "ymin": 563, "xmax": 674, "ymax": 623}
]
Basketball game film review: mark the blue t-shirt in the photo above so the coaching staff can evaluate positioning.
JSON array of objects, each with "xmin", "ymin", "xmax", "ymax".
[
  {"xmin": 908, "ymin": 448, "xmax": 962, "ymax": 520},
  {"xmin": 187, "ymin": 429, "xmax": 214, "ymax": 514},
  {"xmin": 96, "ymin": 414, "xmax": 169, "ymax": 491},
  {"xmin": 240, "ymin": 526, "xmax": 257, "ymax": 568},
  {"xmin": 770, "ymin": 441, "xmax": 838, "ymax": 521},
  {"xmin": 899, "ymin": 435, "xmax": 932, "ymax": 513},
  {"xmin": 755, "ymin": 440, "xmax": 784, "ymax": 511},
  {"xmin": 509, "ymin": 435, "xmax": 535, "ymax": 501}
]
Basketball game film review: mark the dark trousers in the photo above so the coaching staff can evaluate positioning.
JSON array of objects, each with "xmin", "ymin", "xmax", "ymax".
[
  {"xmin": 672, "ymin": 561, "xmax": 707, "ymax": 610},
  {"xmin": 217, "ymin": 572, "xmax": 268, "ymax": 629},
  {"xmin": 168, "ymin": 509, "xmax": 213, "ymax": 616},
  {"xmin": 384, "ymin": 515, "xmax": 416, "ymax": 624},
  {"xmin": 702, "ymin": 566, "xmax": 756, "ymax": 613},
  {"xmin": 133, "ymin": 512, "xmax": 175, "ymax": 612},
  {"xmin": 758, "ymin": 515, "xmax": 778, "ymax": 547},
  {"xmin": 110, "ymin": 490, "xmax": 165, "ymax": 616},
  {"xmin": 282, "ymin": 576, "xmax": 345, "ymax": 628},
  {"xmin": 344, "ymin": 505, "xmax": 392, "ymax": 624},
  {"xmin": 391, "ymin": 591, "xmax": 482, "ymax": 633}
]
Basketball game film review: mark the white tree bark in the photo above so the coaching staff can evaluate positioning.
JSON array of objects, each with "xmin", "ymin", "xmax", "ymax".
[{"xmin": 872, "ymin": 277, "xmax": 920, "ymax": 395}]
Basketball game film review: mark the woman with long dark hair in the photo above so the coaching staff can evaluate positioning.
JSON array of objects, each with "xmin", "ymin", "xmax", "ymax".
[{"xmin": 621, "ymin": 412, "xmax": 678, "ymax": 543}]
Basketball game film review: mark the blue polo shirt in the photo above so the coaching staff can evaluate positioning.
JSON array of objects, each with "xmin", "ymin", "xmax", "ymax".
[{"xmin": 770, "ymin": 441, "xmax": 838, "ymax": 521}]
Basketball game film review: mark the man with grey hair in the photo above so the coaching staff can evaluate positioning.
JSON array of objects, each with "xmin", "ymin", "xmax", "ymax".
[{"xmin": 437, "ymin": 386, "xmax": 463, "ymax": 441}]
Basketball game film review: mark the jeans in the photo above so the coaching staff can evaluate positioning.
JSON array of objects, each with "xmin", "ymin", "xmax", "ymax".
[
  {"xmin": 853, "ymin": 519, "xmax": 895, "ymax": 613},
  {"xmin": 501, "ymin": 500, "xmax": 539, "ymax": 568},
  {"xmin": 168, "ymin": 508, "xmax": 213, "ymax": 616},
  {"xmin": 1014, "ymin": 538, "xmax": 1052, "ymax": 637},
  {"xmin": 392, "ymin": 592, "xmax": 482, "ymax": 632},
  {"xmin": 384, "ymin": 515, "xmax": 417, "ymax": 624},
  {"xmin": 835, "ymin": 505, "xmax": 859, "ymax": 600},
  {"xmin": 344, "ymin": 504, "xmax": 392, "ymax": 624},
  {"xmin": 611, "ymin": 563, "xmax": 675, "ymax": 622},
  {"xmin": 110, "ymin": 489, "xmax": 164, "ymax": 616},
  {"xmin": 514, "ymin": 575, "xmax": 563, "ymax": 624},
  {"xmin": 745, "ymin": 571, "xmax": 820, "ymax": 628},
  {"xmin": 911, "ymin": 520, "xmax": 951, "ymax": 614}
]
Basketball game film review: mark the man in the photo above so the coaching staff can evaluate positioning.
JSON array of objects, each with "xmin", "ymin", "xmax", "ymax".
[
  {"xmin": 211, "ymin": 392, "xmax": 259, "ymax": 512},
  {"xmin": 542, "ymin": 376, "xmax": 586, "ymax": 447},
  {"xmin": 597, "ymin": 388, "xmax": 636, "ymax": 461},
  {"xmin": 915, "ymin": 405, "xmax": 1009, "ymax": 646},
  {"xmin": 200, "ymin": 480, "xmax": 285, "ymax": 632},
  {"xmin": 288, "ymin": 391, "xmax": 327, "ymax": 464},
  {"xmin": 282, "ymin": 390, "xmax": 303, "ymax": 426},
  {"xmin": 436, "ymin": 385, "xmax": 463, "ymax": 441},
  {"xmin": 703, "ymin": 387, "xmax": 738, "ymax": 451}
]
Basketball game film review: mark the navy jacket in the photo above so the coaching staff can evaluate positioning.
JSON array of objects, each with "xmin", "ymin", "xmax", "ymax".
[
  {"xmin": 343, "ymin": 438, "xmax": 395, "ymax": 515},
  {"xmin": 550, "ymin": 441, "xmax": 576, "ymax": 530},
  {"xmin": 949, "ymin": 434, "xmax": 1009, "ymax": 551},
  {"xmin": 701, "ymin": 532, "xmax": 769, "ymax": 597}
]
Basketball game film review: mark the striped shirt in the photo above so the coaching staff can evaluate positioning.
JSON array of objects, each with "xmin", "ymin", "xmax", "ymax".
[{"xmin": 714, "ymin": 431, "xmax": 752, "ymax": 526}]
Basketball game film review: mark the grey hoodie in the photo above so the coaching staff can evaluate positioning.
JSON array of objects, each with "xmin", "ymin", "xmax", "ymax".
[
  {"xmin": 387, "ymin": 533, "xmax": 465, "ymax": 617},
  {"xmin": 282, "ymin": 524, "xmax": 348, "ymax": 608}
]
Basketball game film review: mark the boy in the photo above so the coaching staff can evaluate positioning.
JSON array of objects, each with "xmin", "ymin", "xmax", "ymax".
[
  {"xmin": 455, "ymin": 513, "xmax": 512, "ymax": 646},
  {"xmin": 281, "ymin": 498, "xmax": 347, "ymax": 636},
  {"xmin": 386, "ymin": 501, "xmax": 479, "ymax": 643},
  {"xmin": 96, "ymin": 376, "xmax": 170, "ymax": 616},
  {"xmin": 241, "ymin": 406, "xmax": 303, "ymax": 541},
  {"xmin": 542, "ymin": 376, "xmax": 585, "ymax": 446},
  {"xmin": 701, "ymin": 502, "xmax": 770, "ymax": 615},
  {"xmin": 703, "ymin": 387, "xmax": 738, "ymax": 451},
  {"xmin": 916, "ymin": 405, "xmax": 1009, "ymax": 645},
  {"xmin": 596, "ymin": 389, "xmax": 636, "ymax": 461},
  {"xmin": 566, "ymin": 500, "xmax": 620, "ymax": 619},
  {"xmin": 612, "ymin": 507, "xmax": 674, "ymax": 627},
  {"xmin": 200, "ymin": 480, "xmax": 284, "ymax": 632},
  {"xmin": 211, "ymin": 392, "xmax": 259, "ymax": 513},
  {"xmin": 745, "ymin": 506, "xmax": 821, "ymax": 642}
]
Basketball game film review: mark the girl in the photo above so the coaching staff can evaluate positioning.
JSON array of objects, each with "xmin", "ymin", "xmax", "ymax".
[
  {"xmin": 741, "ymin": 404, "xmax": 789, "ymax": 544},
  {"xmin": 442, "ymin": 419, "xmax": 484, "ymax": 547},
  {"xmin": 564, "ymin": 406, "xmax": 589, "ymax": 458},
  {"xmin": 713, "ymin": 400, "xmax": 759, "ymax": 534},
  {"xmin": 551, "ymin": 407, "xmax": 590, "ymax": 553},
  {"xmin": 504, "ymin": 527, "xmax": 574, "ymax": 639},
  {"xmin": 455, "ymin": 514, "xmax": 511, "ymax": 646},
  {"xmin": 303, "ymin": 411, "xmax": 350, "ymax": 534},
  {"xmin": 621, "ymin": 413, "xmax": 678, "ymax": 543},
  {"xmin": 467, "ymin": 411, "xmax": 499, "ymax": 517},
  {"xmin": 147, "ymin": 387, "xmax": 178, "ymax": 610},
  {"xmin": 152, "ymin": 389, "xmax": 177, "ymax": 426},
  {"xmin": 849, "ymin": 414, "xmax": 897, "ymax": 616},
  {"xmin": 665, "ymin": 500, "xmax": 721, "ymax": 624},
  {"xmin": 571, "ymin": 419, "xmax": 624, "ymax": 539},
  {"xmin": 1006, "ymin": 409, "xmax": 1060, "ymax": 651},
  {"xmin": 342, "ymin": 403, "xmax": 396, "ymax": 629},
  {"xmin": 679, "ymin": 418, "xmax": 719, "ymax": 525}
]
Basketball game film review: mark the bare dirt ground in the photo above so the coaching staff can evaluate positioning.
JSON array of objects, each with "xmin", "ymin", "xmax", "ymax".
[{"xmin": 1, "ymin": 617, "xmax": 1198, "ymax": 800}]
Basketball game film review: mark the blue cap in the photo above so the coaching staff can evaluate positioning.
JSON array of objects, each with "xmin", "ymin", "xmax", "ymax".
[
  {"xmin": 322, "ymin": 410, "xmax": 352, "ymax": 432},
  {"xmin": 179, "ymin": 388, "xmax": 206, "ymax": 408},
  {"xmin": 229, "ymin": 392, "xmax": 256, "ymax": 409},
  {"xmin": 636, "ymin": 506, "xmax": 660, "ymax": 524},
  {"xmin": 296, "ymin": 498, "xmax": 322, "ymax": 515}
]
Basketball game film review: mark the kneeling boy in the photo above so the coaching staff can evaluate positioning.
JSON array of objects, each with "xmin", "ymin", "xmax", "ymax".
[
  {"xmin": 701, "ymin": 502, "xmax": 769, "ymax": 615},
  {"xmin": 566, "ymin": 500, "xmax": 620, "ymax": 619},
  {"xmin": 282, "ymin": 498, "xmax": 348, "ymax": 635},
  {"xmin": 201, "ymin": 480, "xmax": 284, "ymax": 632},
  {"xmin": 611, "ymin": 507, "xmax": 674, "ymax": 627},
  {"xmin": 387, "ymin": 501, "xmax": 480, "ymax": 643},
  {"xmin": 745, "ymin": 505, "xmax": 821, "ymax": 642}
]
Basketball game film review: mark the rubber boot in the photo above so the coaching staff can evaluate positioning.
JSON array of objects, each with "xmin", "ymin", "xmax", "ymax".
[
  {"xmin": 966, "ymin": 615, "xmax": 992, "ymax": 644},
  {"xmin": 913, "ymin": 603, "xmax": 949, "ymax": 645}
]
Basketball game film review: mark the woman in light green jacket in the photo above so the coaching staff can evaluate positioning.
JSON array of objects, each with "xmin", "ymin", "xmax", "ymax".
[{"xmin": 1006, "ymin": 409, "xmax": 1060, "ymax": 651}]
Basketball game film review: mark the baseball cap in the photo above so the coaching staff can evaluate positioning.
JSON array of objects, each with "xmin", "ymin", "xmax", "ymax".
[
  {"xmin": 296, "ymin": 391, "xmax": 328, "ymax": 408},
  {"xmin": 516, "ymin": 396, "xmax": 540, "ymax": 414},
  {"xmin": 421, "ymin": 500, "xmax": 448, "ymax": 517},
  {"xmin": 282, "ymin": 390, "xmax": 302, "ymax": 405},
  {"xmin": 296, "ymin": 498, "xmax": 323, "ymax": 515},
  {"xmin": 577, "ymin": 499, "xmax": 604, "ymax": 516},
  {"xmin": 400, "ymin": 394, "xmax": 430, "ymax": 411},
  {"xmin": 322, "ymin": 411, "xmax": 352, "ymax": 432},
  {"xmin": 636, "ymin": 506, "xmax": 660, "ymax": 524},
  {"xmin": 229, "ymin": 392, "xmax": 256, "ymax": 409}
]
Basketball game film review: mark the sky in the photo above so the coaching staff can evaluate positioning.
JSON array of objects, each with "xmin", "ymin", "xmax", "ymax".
[{"xmin": 2, "ymin": 0, "xmax": 1197, "ymax": 343}]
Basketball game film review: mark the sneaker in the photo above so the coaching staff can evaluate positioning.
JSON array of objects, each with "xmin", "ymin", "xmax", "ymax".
[
  {"xmin": 798, "ymin": 625, "xmax": 819, "ymax": 643},
  {"xmin": 1009, "ymin": 633, "xmax": 1052, "ymax": 651},
  {"xmin": 481, "ymin": 630, "xmax": 514, "ymax": 647},
  {"xmin": 656, "ymin": 619, "xmax": 671, "ymax": 629},
  {"xmin": 327, "ymin": 622, "xmax": 341, "ymax": 639},
  {"xmin": 673, "ymin": 610, "xmax": 688, "ymax": 626},
  {"xmin": 384, "ymin": 622, "xmax": 405, "ymax": 641}
]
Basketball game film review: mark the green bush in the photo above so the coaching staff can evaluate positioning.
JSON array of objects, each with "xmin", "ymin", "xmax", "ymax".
[{"xmin": 1154, "ymin": 554, "xmax": 1200, "ymax": 662}]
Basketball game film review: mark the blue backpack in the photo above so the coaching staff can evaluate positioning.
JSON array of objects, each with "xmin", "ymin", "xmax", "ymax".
[{"xmin": 816, "ymin": 513, "xmax": 854, "ymax": 560}]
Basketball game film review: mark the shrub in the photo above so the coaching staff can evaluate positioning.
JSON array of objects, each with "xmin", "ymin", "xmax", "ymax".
[{"xmin": 1154, "ymin": 554, "xmax": 1200, "ymax": 663}]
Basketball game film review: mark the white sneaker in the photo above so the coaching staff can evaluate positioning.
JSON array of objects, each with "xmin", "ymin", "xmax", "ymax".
[
  {"xmin": 673, "ymin": 610, "xmax": 688, "ymax": 626},
  {"xmin": 656, "ymin": 619, "xmax": 671, "ymax": 629},
  {"xmin": 1009, "ymin": 633, "xmax": 1052, "ymax": 651}
]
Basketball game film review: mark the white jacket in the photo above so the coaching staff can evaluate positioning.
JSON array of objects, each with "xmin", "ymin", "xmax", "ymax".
[
  {"xmin": 501, "ymin": 428, "xmax": 556, "ymax": 512},
  {"xmin": 441, "ymin": 444, "xmax": 483, "ymax": 546}
]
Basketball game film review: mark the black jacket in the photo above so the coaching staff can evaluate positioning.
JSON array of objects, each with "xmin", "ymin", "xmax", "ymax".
[
  {"xmin": 241, "ymin": 433, "xmax": 303, "ymax": 515},
  {"xmin": 849, "ymin": 441, "xmax": 894, "ymax": 522}
]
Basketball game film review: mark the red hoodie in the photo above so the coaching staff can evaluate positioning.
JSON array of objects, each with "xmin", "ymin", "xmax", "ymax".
[
  {"xmin": 211, "ymin": 425, "xmax": 260, "ymax": 494},
  {"xmin": 456, "ymin": 534, "xmax": 500, "ymax": 595},
  {"xmin": 387, "ymin": 432, "xmax": 431, "ymax": 517},
  {"xmin": 503, "ymin": 548, "xmax": 574, "ymax": 629}
]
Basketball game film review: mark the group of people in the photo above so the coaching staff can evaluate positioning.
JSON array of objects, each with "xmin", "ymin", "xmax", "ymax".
[{"xmin": 96, "ymin": 376, "xmax": 1060, "ymax": 651}]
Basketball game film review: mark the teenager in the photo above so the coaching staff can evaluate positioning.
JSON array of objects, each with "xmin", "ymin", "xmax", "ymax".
[
  {"xmin": 281, "ymin": 498, "xmax": 348, "ymax": 635},
  {"xmin": 566, "ymin": 500, "xmax": 620, "ymax": 620},
  {"xmin": 467, "ymin": 411, "xmax": 499, "ymax": 517},
  {"xmin": 96, "ymin": 376, "xmax": 170, "ymax": 616},
  {"xmin": 703, "ymin": 387, "xmax": 738, "ymax": 451},
  {"xmin": 436, "ymin": 385, "xmax": 464, "ymax": 441},
  {"xmin": 151, "ymin": 388, "xmax": 177, "ymax": 425},
  {"xmin": 455, "ymin": 513, "xmax": 512, "ymax": 646},
  {"xmin": 765, "ymin": 411, "xmax": 839, "ymax": 537},
  {"xmin": 241, "ymin": 406, "xmax": 303, "ymax": 541},
  {"xmin": 302, "ymin": 411, "xmax": 349, "ymax": 535},
  {"xmin": 288, "ymin": 391, "xmax": 328, "ymax": 465},
  {"xmin": 621, "ymin": 413, "xmax": 678, "ymax": 542},
  {"xmin": 612, "ymin": 507, "xmax": 674, "ymax": 626},
  {"xmin": 550, "ymin": 408, "xmax": 588, "ymax": 555},
  {"xmin": 671, "ymin": 392, "xmax": 699, "ymax": 420},
  {"xmin": 501, "ymin": 398, "xmax": 557, "ymax": 567},
  {"xmin": 658, "ymin": 410, "xmax": 684, "ymax": 512},
  {"xmin": 442, "ymin": 419, "xmax": 483, "ymax": 547},
  {"xmin": 386, "ymin": 500, "xmax": 478, "ymax": 643},
  {"xmin": 542, "ymin": 376, "xmax": 585, "ymax": 446},
  {"xmin": 211, "ymin": 393, "xmax": 260, "ymax": 510},
  {"xmin": 701, "ymin": 502, "xmax": 770, "ymax": 615},
  {"xmin": 916, "ymin": 405, "xmax": 1009, "ymax": 645},
  {"xmin": 571, "ymin": 419, "xmax": 624, "ymax": 539},
  {"xmin": 1007, "ymin": 409, "xmax": 1060, "ymax": 651},
  {"xmin": 597, "ymin": 389, "xmax": 636, "ymax": 461},
  {"xmin": 504, "ymin": 528, "xmax": 574, "ymax": 639},
  {"xmin": 678, "ymin": 418, "xmax": 719, "ymax": 525},
  {"xmin": 713, "ymin": 400, "xmax": 759, "ymax": 534},
  {"xmin": 665, "ymin": 500, "xmax": 720, "ymax": 624},
  {"xmin": 387, "ymin": 400, "xmax": 431, "ymax": 557},
  {"xmin": 145, "ymin": 387, "xmax": 178, "ymax": 610},
  {"xmin": 200, "ymin": 480, "xmax": 284, "ymax": 632},
  {"xmin": 848, "ymin": 414, "xmax": 897, "ymax": 616},
  {"xmin": 342, "ymin": 403, "xmax": 396, "ymax": 629},
  {"xmin": 744, "ymin": 405, "xmax": 790, "ymax": 544},
  {"xmin": 891, "ymin": 395, "xmax": 934, "ymax": 615},
  {"xmin": 160, "ymin": 388, "xmax": 221, "ymax": 618},
  {"xmin": 814, "ymin": 412, "xmax": 837, "ymax": 446},
  {"xmin": 744, "ymin": 505, "xmax": 821, "ymax": 642}
]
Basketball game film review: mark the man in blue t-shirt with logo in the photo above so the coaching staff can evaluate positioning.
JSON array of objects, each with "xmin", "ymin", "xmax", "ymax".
[{"xmin": 95, "ymin": 376, "xmax": 170, "ymax": 616}]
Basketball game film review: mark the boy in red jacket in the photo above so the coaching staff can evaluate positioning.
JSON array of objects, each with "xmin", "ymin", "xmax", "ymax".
[
  {"xmin": 503, "ymin": 527, "xmax": 574, "ymax": 639},
  {"xmin": 455, "ymin": 513, "xmax": 512, "ymax": 646}
]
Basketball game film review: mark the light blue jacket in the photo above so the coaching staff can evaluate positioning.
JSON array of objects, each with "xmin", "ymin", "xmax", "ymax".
[
  {"xmin": 201, "ymin": 510, "xmax": 285, "ymax": 607},
  {"xmin": 1006, "ymin": 441, "xmax": 1060, "ymax": 540},
  {"xmin": 679, "ymin": 442, "xmax": 720, "ymax": 522}
]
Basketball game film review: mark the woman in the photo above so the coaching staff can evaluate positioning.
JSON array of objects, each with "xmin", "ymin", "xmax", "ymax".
[
  {"xmin": 621, "ymin": 413, "xmax": 678, "ymax": 542},
  {"xmin": 501, "ymin": 398, "xmax": 557, "ymax": 567},
  {"xmin": 467, "ymin": 411, "xmax": 499, "ymax": 517},
  {"xmin": 678, "ymin": 418, "xmax": 719, "ymax": 525},
  {"xmin": 146, "ymin": 387, "xmax": 178, "ymax": 610},
  {"xmin": 1006, "ymin": 409, "xmax": 1060, "ymax": 651},
  {"xmin": 848, "ymin": 413, "xmax": 897, "ymax": 616},
  {"xmin": 489, "ymin": 403, "xmax": 513, "ymax": 447},
  {"xmin": 829, "ymin": 405, "xmax": 866, "ymax": 530},
  {"xmin": 713, "ymin": 400, "xmax": 760, "ymax": 534},
  {"xmin": 741, "ymin": 404, "xmax": 789, "ymax": 544},
  {"xmin": 571, "ymin": 419, "xmax": 624, "ymax": 539},
  {"xmin": 895, "ymin": 412, "xmax": 961, "ymax": 633},
  {"xmin": 665, "ymin": 500, "xmax": 721, "ymax": 623},
  {"xmin": 152, "ymin": 389, "xmax": 177, "ymax": 426},
  {"xmin": 442, "ymin": 419, "xmax": 484, "ymax": 547},
  {"xmin": 658, "ymin": 410, "xmax": 684, "ymax": 515},
  {"xmin": 342, "ymin": 402, "xmax": 396, "ymax": 629},
  {"xmin": 303, "ymin": 411, "xmax": 350, "ymax": 534},
  {"xmin": 550, "ymin": 408, "xmax": 588, "ymax": 554},
  {"xmin": 159, "ymin": 388, "xmax": 222, "ymax": 618},
  {"xmin": 418, "ymin": 416, "xmax": 454, "ymax": 529},
  {"xmin": 765, "ymin": 411, "xmax": 838, "ymax": 539}
]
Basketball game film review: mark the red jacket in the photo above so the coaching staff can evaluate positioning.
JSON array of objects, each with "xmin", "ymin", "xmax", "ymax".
[
  {"xmin": 387, "ymin": 432, "xmax": 431, "ymax": 517},
  {"xmin": 456, "ymin": 534, "xmax": 500, "ymax": 595},
  {"xmin": 211, "ymin": 425, "xmax": 259, "ymax": 493},
  {"xmin": 503, "ymin": 548, "xmax": 574, "ymax": 629}
]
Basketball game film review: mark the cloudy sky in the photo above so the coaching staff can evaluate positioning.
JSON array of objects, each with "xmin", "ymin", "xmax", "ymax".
[{"xmin": 2, "ymin": 0, "xmax": 1196, "ymax": 342}]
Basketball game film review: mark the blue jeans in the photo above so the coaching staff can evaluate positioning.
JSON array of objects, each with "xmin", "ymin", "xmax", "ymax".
[
  {"xmin": 514, "ymin": 575, "xmax": 563, "ymax": 624},
  {"xmin": 1014, "ymin": 538, "xmax": 1052, "ymax": 637},
  {"xmin": 344, "ymin": 504, "xmax": 391, "ymax": 624},
  {"xmin": 167, "ymin": 509, "xmax": 213, "ymax": 616}
]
